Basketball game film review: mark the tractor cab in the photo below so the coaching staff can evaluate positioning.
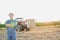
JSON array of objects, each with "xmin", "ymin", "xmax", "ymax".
[{"xmin": 15, "ymin": 18, "xmax": 30, "ymax": 32}]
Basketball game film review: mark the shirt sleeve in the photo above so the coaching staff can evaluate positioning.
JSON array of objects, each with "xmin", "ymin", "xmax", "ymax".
[{"xmin": 5, "ymin": 20, "xmax": 10, "ymax": 24}]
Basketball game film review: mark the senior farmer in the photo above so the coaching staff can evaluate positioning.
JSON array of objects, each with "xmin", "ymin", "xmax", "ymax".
[{"xmin": 5, "ymin": 13, "xmax": 16, "ymax": 40}]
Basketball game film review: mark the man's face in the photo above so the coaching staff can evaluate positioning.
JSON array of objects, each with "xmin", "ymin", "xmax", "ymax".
[{"xmin": 9, "ymin": 13, "xmax": 14, "ymax": 19}]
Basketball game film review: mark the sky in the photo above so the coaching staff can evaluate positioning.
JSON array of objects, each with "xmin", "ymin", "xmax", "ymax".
[{"xmin": 0, "ymin": 0, "xmax": 60, "ymax": 24}]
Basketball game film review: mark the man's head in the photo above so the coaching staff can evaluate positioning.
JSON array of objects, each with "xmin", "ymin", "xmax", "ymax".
[{"xmin": 9, "ymin": 13, "xmax": 14, "ymax": 19}]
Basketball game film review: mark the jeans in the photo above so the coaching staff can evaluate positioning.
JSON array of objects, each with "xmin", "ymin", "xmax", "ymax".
[{"xmin": 7, "ymin": 28, "xmax": 16, "ymax": 40}]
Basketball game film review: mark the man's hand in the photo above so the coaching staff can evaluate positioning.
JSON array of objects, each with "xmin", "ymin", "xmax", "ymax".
[{"xmin": 6, "ymin": 24, "xmax": 14, "ymax": 28}]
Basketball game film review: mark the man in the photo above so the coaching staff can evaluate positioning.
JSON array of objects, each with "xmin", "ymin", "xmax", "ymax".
[{"xmin": 5, "ymin": 13, "xmax": 16, "ymax": 40}]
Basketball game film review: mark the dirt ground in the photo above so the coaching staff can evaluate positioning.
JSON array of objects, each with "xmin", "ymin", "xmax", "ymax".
[{"xmin": 0, "ymin": 26, "xmax": 60, "ymax": 40}]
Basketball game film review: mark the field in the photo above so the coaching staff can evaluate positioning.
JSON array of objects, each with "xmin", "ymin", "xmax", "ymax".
[
  {"xmin": 0, "ymin": 21, "xmax": 60, "ymax": 40},
  {"xmin": 36, "ymin": 21, "xmax": 60, "ymax": 27},
  {"xmin": 0, "ymin": 25, "xmax": 60, "ymax": 40}
]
